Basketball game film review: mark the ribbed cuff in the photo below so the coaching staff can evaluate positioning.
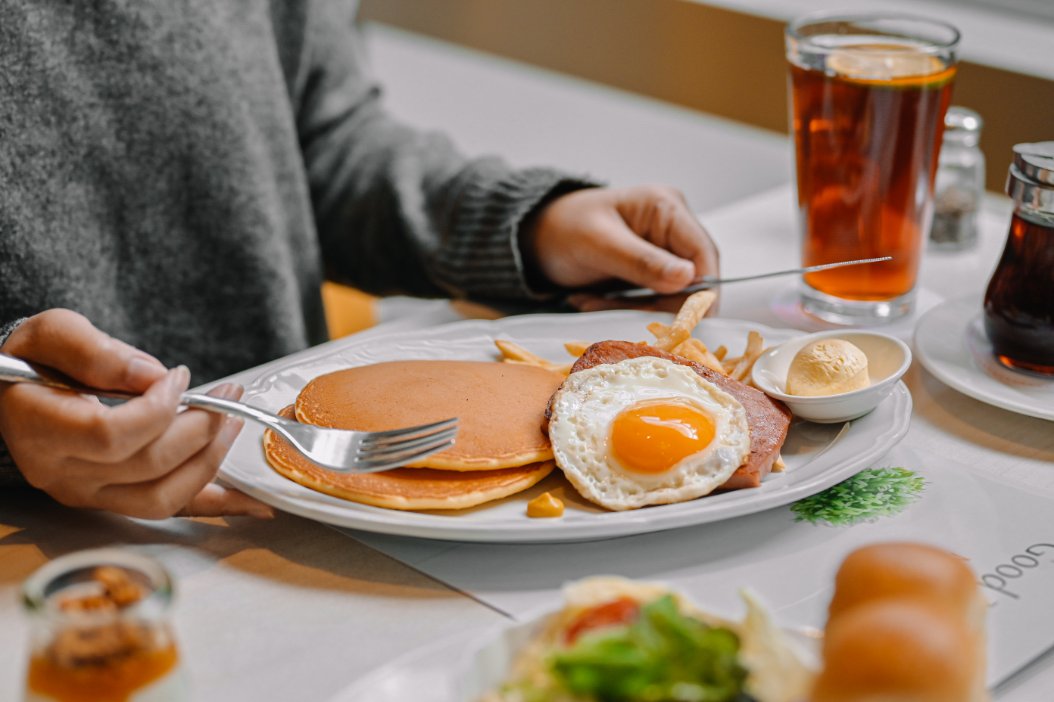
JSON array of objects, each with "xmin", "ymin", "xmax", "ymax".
[
  {"xmin": 432, "ymin": 165, "xmax": 601, "ymax": 301},
  {"xmin": 0, "ymin": 318, "xmax": 28, "ymax": 487},
  {"xmin": 0, "ymin": 317, "xmax": 27, "ymax": 349}
]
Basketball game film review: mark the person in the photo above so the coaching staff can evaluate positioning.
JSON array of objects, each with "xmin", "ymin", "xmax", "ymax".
[{"xmin": 0, "ymin": 2, "xmax": 719, "ymax": 520}]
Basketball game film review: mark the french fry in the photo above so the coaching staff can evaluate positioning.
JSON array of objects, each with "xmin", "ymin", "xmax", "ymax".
[
  {"xmin": 675, "ymin": 339, "xmax": 725, "ymax": 374},
  {"xmin": 646, "ymin": 321, "xmax": 670, "ymax": 339},
  {"xmin": 671, "ymin": 339, "xmax": 704, "ymax": 363},
  {"xmin": 665, "ymin": 290, "xmax": 717, "ymax": 348},
  {"xmin": 730, "ymin": 331, "xmax": 765, "ymax": 381},
  {"xmin": 564, "ymin": 341, "xmax": 590, "ymax": 358},
  {"xmin": 495, "ymin": 340, "xmax": 572, "ymax": 375},
  {"xmin": 495, "ymin": 339, "xmax": 548, "ymax": 365},
  {"xmin": 645, "ymin": 321, "xmax": 683, "ymax": 352},
  {"xmin": 713, "ymin": 345, "xmax": 728, "ymax": 361},
  {"xmin": 721, "ymin": 356, "xmax": 741, "ymax": 375}
]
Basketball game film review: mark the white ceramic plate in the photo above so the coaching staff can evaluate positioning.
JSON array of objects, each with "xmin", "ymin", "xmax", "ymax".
[
  {"xmin": 915, "ymin": 297, "xmax": 1054, "ymax": 422},
  {"xmin": 330, "ymin": 607, "xmax": 820, "ymax": 702},
  {"xmin": 218, "ymin": 311, "xmax": 911, "ymax": 543}
]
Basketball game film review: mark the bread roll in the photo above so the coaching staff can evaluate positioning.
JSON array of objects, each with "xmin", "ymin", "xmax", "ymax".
[
  {"xmin": 813, "ymin": 599, "xmax": 986, "ymax": 702},
  {"xmin": 827, "ymin": 542, "xmax": 986, "ymax": 635},
  {"xmin": 816, "ymin": 542, "xmax": 989, "ymax": 702}
]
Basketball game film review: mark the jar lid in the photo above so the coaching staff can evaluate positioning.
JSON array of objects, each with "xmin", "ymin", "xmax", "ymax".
[
  {"xmin": 945, "ymin": 106, "xmax": 983, "ymax": 133},
  {"xmin": 1014, "ymin": 142, "xmax": 1054, "ymax": 186},
  {"xmin": 1007, "ymin": 142, "xmax": 1054, "ymax": 214}
]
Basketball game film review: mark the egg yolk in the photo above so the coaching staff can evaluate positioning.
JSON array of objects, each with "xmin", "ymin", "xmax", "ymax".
[{"xmin": 610, "ymin": 401, "xmax": 716, "ymax": 474}]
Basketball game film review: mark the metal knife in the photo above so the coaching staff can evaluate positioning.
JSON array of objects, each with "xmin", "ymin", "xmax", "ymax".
[{"xmin": 604, "ymin": 256, "xmax": 894, "ymax": 299}]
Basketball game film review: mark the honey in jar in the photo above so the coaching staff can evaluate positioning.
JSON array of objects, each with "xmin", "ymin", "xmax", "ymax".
[
  {"xmin": 983, "ymin": 142, "xmax": 1054, "ymax": 375},
  {"xmin": 22, "ymin": 549, "xmax": 188, "ymax": 702}
]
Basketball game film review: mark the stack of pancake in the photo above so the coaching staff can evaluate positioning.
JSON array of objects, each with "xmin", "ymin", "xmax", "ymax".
[{"xmin": 263, "ymin": 360, "xmax": 565, "ymax": 510}]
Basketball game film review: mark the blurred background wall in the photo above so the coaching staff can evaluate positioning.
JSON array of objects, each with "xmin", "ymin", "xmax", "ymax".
[{"xmin": 359, "ymin": 0, "xmax": 1054, "ymax": 194}]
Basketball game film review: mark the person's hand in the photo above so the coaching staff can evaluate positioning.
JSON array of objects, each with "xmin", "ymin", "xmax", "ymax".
[
  {"xmin": 523, "ymin": 185, "xmax": 720, "ymax": 312},
  {"xmin": 0, "ymin": 309, "xmax": 272, "ymax": 519}
]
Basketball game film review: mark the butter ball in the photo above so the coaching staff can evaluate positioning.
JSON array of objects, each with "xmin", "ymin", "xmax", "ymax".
[{"xmin": 786, "ymin": 339, "xmax": 870, "ymax": 396}]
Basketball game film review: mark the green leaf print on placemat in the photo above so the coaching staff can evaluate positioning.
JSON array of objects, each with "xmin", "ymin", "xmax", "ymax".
[{"xmin": 790, "ymin": 467, "xmax": 926, "ymax": 526}]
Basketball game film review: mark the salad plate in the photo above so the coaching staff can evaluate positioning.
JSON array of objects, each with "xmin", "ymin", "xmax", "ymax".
[{"xmin": 331, "ymin": 594, "xmax": 819, "ymax": 702}]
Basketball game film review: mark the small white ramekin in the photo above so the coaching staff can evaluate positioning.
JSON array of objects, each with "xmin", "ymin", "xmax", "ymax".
[{"xmin": 751, "ymin": 330, "xmax": 912, "ymax": 423}]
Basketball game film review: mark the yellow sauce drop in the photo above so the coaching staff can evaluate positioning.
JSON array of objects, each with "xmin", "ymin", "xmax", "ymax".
[{"xmin": 527, "ymin": 491, "xmax": 565, "ymax": 518}]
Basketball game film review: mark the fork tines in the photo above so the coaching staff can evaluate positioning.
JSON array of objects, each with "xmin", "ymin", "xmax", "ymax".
[{"xmin": 355, "ymin": 418, "xmax": 459, "ymax": 472}]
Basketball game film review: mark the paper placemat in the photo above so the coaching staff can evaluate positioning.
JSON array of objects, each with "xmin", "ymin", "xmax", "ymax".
[{"xmin": 346, "ymin": 444, "xmax": 1054, "ymax": 688}]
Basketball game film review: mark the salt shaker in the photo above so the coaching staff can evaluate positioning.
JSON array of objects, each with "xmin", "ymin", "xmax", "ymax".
[{"xmin": 930, "ymin": 106, "xmax": 985, "ymax": 250}]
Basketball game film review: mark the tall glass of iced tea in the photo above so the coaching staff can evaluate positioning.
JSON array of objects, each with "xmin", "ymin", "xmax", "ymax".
[{"xmin": 786, "ymin": 14, "xmax": 959, "ymax": 323}]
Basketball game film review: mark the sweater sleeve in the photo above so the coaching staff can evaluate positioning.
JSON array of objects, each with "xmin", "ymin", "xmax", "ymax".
[
  {"xmin": 0, "ymin": 317, "xmax": 27, "ymax": 486},
  {"xmin": 295, "ymin": 2, "xmax": 599, "ymax": 301}
]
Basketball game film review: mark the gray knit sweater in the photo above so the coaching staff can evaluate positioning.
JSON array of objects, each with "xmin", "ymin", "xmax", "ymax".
[{"xmin": 0, "ymin": 1, "xmax": 591, "ymax": 485}]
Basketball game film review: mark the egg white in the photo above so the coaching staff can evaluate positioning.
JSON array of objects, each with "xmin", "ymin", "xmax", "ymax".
[{"xmin": 548, "ymin": 356, "xmax": 751, "ymax": 510}]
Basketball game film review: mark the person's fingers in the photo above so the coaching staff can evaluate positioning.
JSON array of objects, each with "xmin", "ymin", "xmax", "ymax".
[
  {"xmin": 2, "ymin": 309, "xmax": 166, "ymax": 393},
  {"xmin": 2, "ymin": 366, "xmax": 190, "ymax": 463},
  {"xmin": 583, "ymin": 222, "xmax": 697, "ymax": 294},
  {"xmin": 668, "ymin": 204, "xmax": 720, "ymax": 281},
  {"xmin": 120, "ymin": 383, "xmax": 242, "ymax": 479},
  {"xmin": 95, "ymin": 416, "xmax": 244, "ymax": 519},
  {"xmin": 178, "ymin": 483, "xmax": 274, "ymax": 519},
  {"xmin": 615, "ymin": 186, "xmax": 719, "ymax": 284},
  {"xmin": 89, "ymin": 383, "xmax": 241, "ymax": 485}
]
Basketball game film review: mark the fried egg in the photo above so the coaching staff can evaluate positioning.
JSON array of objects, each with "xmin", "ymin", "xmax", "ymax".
[{"xmin": 548, "ymin": 356, "xmax": 751, "ymax": 510}]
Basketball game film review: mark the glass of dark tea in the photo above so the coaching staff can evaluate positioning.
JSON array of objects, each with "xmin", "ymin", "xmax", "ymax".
[
  {"xmin": 786, "ymin": 14, "xmax": 960, "ymax": 324},
  {"xmin": 984, "ymin": 142, "xmax": 1054, "ymax": 376}
]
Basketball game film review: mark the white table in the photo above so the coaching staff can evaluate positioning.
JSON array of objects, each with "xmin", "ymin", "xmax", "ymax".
[{"xmin": 2, "ymin": 184, "xmax": 1053, "ymax": 701}]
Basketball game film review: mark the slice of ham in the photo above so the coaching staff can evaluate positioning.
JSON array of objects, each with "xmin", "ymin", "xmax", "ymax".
[{"xmin": 549, "ymin": 340, "xmax": 791, "ymax": 490}]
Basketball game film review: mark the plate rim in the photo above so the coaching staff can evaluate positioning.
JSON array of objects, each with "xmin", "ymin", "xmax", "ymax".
[
  {"xmin": 914, "ymin": 296, "xmax": 1054, "ymax": 422},
  {"xmin": 219, "ymin": 311, "xmax": 912, "ymax": 542}
]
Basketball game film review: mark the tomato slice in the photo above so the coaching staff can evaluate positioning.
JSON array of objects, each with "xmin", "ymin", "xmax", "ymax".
[{"xmin": 563, "ymin": 597, "xmax": 641, "ymax": 645}]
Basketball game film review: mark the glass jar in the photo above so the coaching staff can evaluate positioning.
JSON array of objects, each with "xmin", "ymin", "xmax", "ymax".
[
  {"xmin": 983, "ymin": 142, "xmax": 1054, "ymax": 375},
  {"xmin": 22, "ymin": 549, "xmax": 189, "ymax": 702},
  {"xmin": 930, "ymin": 106, "xmax": 985, "ymax": 250}
]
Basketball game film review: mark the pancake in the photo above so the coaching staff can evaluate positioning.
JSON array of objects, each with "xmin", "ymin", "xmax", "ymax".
[
  {"xmin": 295, "ymin": 360, "xmax": 565, "ymax": 471},
  {"xmin": 264, "ymin": 406, "xmax": 554, "ymax": 511}
]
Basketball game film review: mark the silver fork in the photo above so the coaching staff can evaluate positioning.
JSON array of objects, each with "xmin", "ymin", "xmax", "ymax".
[{"xmin": 0, "ymin": 353, "xmax": 457, "ymax": 473}]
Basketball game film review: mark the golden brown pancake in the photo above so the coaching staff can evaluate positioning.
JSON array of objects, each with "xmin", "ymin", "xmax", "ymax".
[
  {"xmin": 295, "ymin": 360, "xmax": 564, "ymax": 471},
  {"xmin": 264, "ymin": 406, "xmax": 554, "ymax": 511}
]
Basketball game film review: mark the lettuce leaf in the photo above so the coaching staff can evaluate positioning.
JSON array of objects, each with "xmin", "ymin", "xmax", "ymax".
[{"xmin": 549, "ymin": 596, "xmax": 753, "ymax": 702}]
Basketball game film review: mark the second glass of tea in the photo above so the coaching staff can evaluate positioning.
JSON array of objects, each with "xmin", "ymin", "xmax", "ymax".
[{"xmin": 786, "ymin": 13, "xmax": 960, "ymax": 324}]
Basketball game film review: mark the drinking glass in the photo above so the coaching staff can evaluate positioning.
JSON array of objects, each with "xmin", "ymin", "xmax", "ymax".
[{"xmin": 786, "ymin": 13, "xmax": 960, "ymax": 324}]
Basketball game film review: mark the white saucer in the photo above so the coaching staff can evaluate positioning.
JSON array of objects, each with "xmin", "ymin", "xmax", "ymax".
[{"xmin": 915, "ymin": 297, "xmax": 1054, "ymax": 421}]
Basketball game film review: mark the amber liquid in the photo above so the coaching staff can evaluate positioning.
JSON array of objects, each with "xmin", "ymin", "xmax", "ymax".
[
  {"xmin": 983, "ymin": 212, "xmax": 1054, "ymax": 375},
  {"xmin": 790, "ymin": 43, "xmax": 956, "ymax": 300},
  {"xmin": 26, "ymin": 644, "xmax": 179, "ymax": 702}
]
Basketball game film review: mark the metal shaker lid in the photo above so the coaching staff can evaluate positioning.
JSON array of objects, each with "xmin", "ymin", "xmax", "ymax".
[
  {"xmin": 1007, "ymin": 142, "xmax": 1054, "ymax": 215},
  {"xmin": 945, "ymin": 106, "xmax": 983, "ymax": 133},
  {"xmin": 943, "ymin": 106, "xmax": 983, "ymax": 147}
]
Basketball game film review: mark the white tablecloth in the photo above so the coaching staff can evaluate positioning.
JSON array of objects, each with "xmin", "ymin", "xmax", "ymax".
[{"xmin": 3, "ymin": 184, "xmax": 1053, "ymax": 701}]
